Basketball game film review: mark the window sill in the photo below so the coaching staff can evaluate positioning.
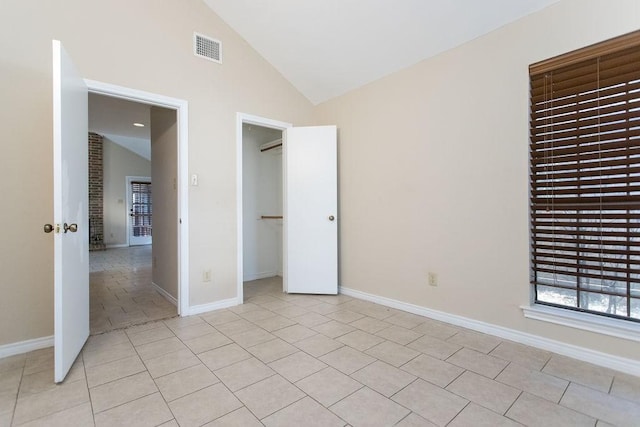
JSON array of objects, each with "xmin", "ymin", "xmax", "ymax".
[{"xmin": 521, "ymin": 304, "xmax": 640, "ymax": 343}]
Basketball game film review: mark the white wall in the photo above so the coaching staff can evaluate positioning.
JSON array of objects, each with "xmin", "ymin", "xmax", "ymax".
[
  {"xmin": 103, "ymin": 138, "xmax": 151, "ymax": 247},
  {"xmin": 243, "ymin": 125, "xmax": 283, "ymax": 281},
  {"xmin": 314, "ymin": 0, "xmax": 640, "ymax": 361}
]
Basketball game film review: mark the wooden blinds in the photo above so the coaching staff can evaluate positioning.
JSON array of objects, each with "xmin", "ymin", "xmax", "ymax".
[{"xmin": 529, "ymin": 31, "xmax": 640, "ymax": 321}]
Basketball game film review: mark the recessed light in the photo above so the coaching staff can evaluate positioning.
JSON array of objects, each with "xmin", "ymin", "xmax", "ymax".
[{"xmin": 133, "ymin": 122, "xmax": 145, "ymax": 127}]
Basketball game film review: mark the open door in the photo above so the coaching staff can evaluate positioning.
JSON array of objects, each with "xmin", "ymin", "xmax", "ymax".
[
  {"xmin": 284, "ymin": 126, "xmax": 338, "ymax": 294},
  {"xmin": 52, "ymin": 40, "xmax": 89, "ymax": 383},
  {"xmin": 127, "ymin": 177, "xmax": 153, "ymax": 246}
]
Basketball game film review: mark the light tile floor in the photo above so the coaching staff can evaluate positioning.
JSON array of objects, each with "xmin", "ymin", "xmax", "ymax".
[
  {"xmin": 89, "ymin": 246, "xmax": 177, "ymax": 334},
  {"xmin": 2, "ymin": 276, "xmax": 640, "ymax": 426}
]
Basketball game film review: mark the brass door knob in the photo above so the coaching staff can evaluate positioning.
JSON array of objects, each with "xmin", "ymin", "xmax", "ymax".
[
  {"xmin": 44, "ymin": 224, "xmax": 54, "ymax": 233},
  {"xmin": 329, "ymin": 215, "xmax": 335, "ymax": 221},
  {"xmin": 63, "ymin": 223, "xmax": 78, "ymax": 233}
]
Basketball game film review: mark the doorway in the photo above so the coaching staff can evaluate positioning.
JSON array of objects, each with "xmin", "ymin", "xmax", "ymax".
[{"xmin": 127, "ymin": 176, "xmax": 153, "ymax": 246}]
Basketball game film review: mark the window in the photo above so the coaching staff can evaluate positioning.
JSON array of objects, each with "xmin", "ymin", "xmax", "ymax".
[{"xmin": 529, "ymin": 31, "xmax": 640, "ymax": 321}]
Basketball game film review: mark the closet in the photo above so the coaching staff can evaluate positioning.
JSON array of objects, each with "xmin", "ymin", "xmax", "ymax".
[{"xmin": 242, "ymin": 124, "xmax": 284, "ymax": 282}]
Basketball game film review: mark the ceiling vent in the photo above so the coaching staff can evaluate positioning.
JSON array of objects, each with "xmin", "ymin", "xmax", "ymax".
[{"xmin": 194, "ymin": 32, "xmax": 222, "ymax": 64}]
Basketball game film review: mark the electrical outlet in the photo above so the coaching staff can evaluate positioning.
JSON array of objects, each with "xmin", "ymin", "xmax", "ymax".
[
  {"xmin": 203, "ymin": 269, "xmax": 212, "ymax": 282},
  {"xmin": 428, "ymin": 272, "xmax": 438, "ymax": 287}
]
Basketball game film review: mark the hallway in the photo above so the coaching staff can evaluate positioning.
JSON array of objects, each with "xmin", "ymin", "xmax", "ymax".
[{"xmin": 90, "ymin": 246, "xmax": 177, "ymax": 334}]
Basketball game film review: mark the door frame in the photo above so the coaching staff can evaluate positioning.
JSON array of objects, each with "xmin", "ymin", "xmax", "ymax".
[
  {"xmin": 87, "ymin": 79, "xmax": 190, "ymax": 315},
  {"xmin": 126, "ymin": 176, "xmax": 152, "ymax": 246},
  {"xmin": 236, "ymin": 113, "xmax": 292, "ymax": 304}
]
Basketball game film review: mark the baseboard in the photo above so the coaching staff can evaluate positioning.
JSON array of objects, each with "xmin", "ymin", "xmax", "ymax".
[
  {"xmin": 105, "ymin": 244, "xmax": 128, "ymax": 249},
  {"xmin": 152, "ymin": 282, "xmax": 177, "ymax": 306},
  {"xmin": 186, "ymin": 297, "xmax": 239, "ymax": 316},
  {"xmin": 244, "ymin": 271, "xmax": 279, "ymax": 282},
  {"xmin": 339, "ymin": 286, "xmax": 640, "ymax": 377},
  {"xmin": 0, "ymin": 335, "xmax": 54, "ymax": 359}
]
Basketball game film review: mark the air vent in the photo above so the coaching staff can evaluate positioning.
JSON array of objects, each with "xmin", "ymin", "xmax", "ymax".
[{"xmin": 194, "ymin": 32, "xmax": 222, "ymax": 64}]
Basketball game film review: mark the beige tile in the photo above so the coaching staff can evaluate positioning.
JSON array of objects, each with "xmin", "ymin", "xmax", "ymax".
[
  {"xmin": 496, "ymin": 363, "xmax": 568, "ymax": 403},
  {"xmin": 395, "ymin": 412, "xmax": 437, "ymax": 427},
  {"xmin": 0, "ymin": 411, "xmax": 12, "ymax": 427},
  {"xmin": 236, "ymin": 374, "xmax": 305, "ymax": 419},
  {"xmin": 384, "ymin": 312, "xmax": 428, "ymax": 329},
  {"xmin": 90, "ymin": 371, "xmax": 156, "ymax": 414},
  {"xmin": 164, "ymin": 315, "xmax": 205, "ymax": 330},
  {"xmin": 412, "ymin": 319, "xmax": 460, "ymax": 340},
  {"xmin": 214, "ymin": 319, "xmax": 256, "ymax": 336},
  {"xmin": 610, "ymin": 373, "xmax": 640, "ymax": 404},
  {"xmin": 214, "ymin": 357, "xmax": 275, "ymax": 391},
  {"xmin": 182, "ymin": 331, "xmax": 232, "ymax": 354},
  {"xmin": 351, "ymin": 360, "xmax": 416, "ymax": 397},
  {"xmin": 273, "ymin": 304, "xmax": 309, "ymax": 318},
  {"xmin": 126, "ymin": 324, "xmax": 174, "ymax": 346},
  {"xmin": 269, "ymin": 351, "xmax": 326, "ymax": 382},
  {"xmin": 95, "ymin": 392, "xmax": 173, "ymax": 427},
  {"xmin": 337, "ymin": 330, "xmax": 385, "ymax": 351},
  {"xmin": 228, "ymin": 328, "xmax": 276, "ymax": 348},
  {"xmin": 448, "ymin": 403, "xmax": 522, "ymax": 427},
  {"xmin": 0, "ymin": 354, "xmax": 26, "ymax": 374},
  {"xmin": 135, "ymin": 336, "xmax": 188, "ymax": 361},
  {"xmin": 199, "ymin": 310, "xmax": 242, "ymax": 326},
  {"xmin": 289, "ymin": 295, "xmax": 324, "ymax": 308},
  {"xmin": 320, "ymin": 346, "xmax": 376, "ymax": 375},
  {"xmin": 408, "ymin": 334, "xmax": 462, "ymax": 360},
  {"xmin": 204, "ymin": 407, "xmax": 262, "ymax": 426},
  {"xmin": 401, "ymin": 354, "xmax": 464, "ymax": 387},
  {"xmin": 85, "ymin": 355, "xmax": 145, "ymax": 388},
  {"xmin": 198, "ymin": 344, "xmax": 251, "ymax": 371},
  {"xmin": 0, "ymin": 390, "xmax": 16, "ymax": 416},
  {"xmin": 245, "ymin": 338, "xmax": 297, "ymax": 363},
  {"xmin": 273, "ymin": 324, "xmax": 318, "ymax": 343},
  {"xmin": 83, "ymin": 341, "xmax": 137, "ymax": 368},
  {"xmin": 331, "ymin": 386, "xmax": 409, "ymax": 427},
  {"xmin": 350, "ymin": 316, "xmax": 391, "ymax": 334},
  {"xmin": 263, "ymin": 396, "xmax": 345, "ymax": 427},
  {"xmin": 326, "ymin": 310, "xmax": 365, "ymax": 323},
  {"xmin": 489, "ymin": 341, "xmax": 551, "ymax": 371},
  {"xmin": 506, "ymin": 392, "xmax": 596, "ymax": 427},
  {"xmin": 447, "ymin": 330, "xmax": 501, "ymax": 354},
  {"xmin": 172, "ymin": 322, "xmax": 218, "ymax": 341},
  {"xmin": 255, "ymin": 315, "xmax": 296, "ymax": 332},
  {"xmin": 237, "ymin": 308, "xmax": 277, "ymax": 322},
  {"xmin": 294, "ymin": 333, "xmax": 344, "ymax": 357},
  {"xmin": 19, "ymin": 365, "xmax": 83, "ymax": 398},
  {"xmin": 157, "ymin": 420, "xmax": 179, "ymax": 427},
  {"xmin": 229, "ymin": 302, "xmax": 263, "ymax": 314},
  {"xmin": 296, "ymin": 367, "xmax": 363, "ymax": 406},
  {"xmin": 447, "ymin": 371, "xmax": 520, "ymax": 414},
  {"xmin": 561, "ymin": 382, "xmax": 640, "ymax": 426},
  {"xmin": 291, "ymin": 312, "xmax": 332, "ymax": 327},
  {"xmin": 447, "ymin": 347, "xmax": 508, "ymax": 379},
  {"xmin": 312, "ymin": 320, "xmax": 356, "ymax": 338},
  {"xmin": 169, "ymin": 384, "xmax": 242, "ymax": 427},
  {"xmin": 83, "ymin": 330, "xmax": 129, "ymax": 353},
  {"xmin": 144, "ymin": 348, "xmax": 200, "ymax": 378},
  {"xmin": 308, "ymin": 302, "xmax": 342, "ymax": 315},
  {"xmin": 17, "ymin": 402, "xmax": 94, "ymax": 427},
  {"xmin": 392, "ymin": 379, "xmax": 468, "ymax": 426},
  {"xmin": 375, "ymin": 325, "xmax": 423, "ymax": 345},
  {"xmin": 365, "ymin": 340, "xmax": 420, "ymax": 367},
  {"xmin": 0, "ymin": 367, "xmax": 23, "ymax": 395},
  {"xmin": 155, "ymin": 363, "xmax": 219, "ymax": 402},
  {"xmin": 543, "ymin": 355, "xmax": 614, "ymax": 393},
  {"xmin": 13, "ymin": 379, "xmax": 90, "ymax": 425},
  {"xmin": 23, "ymin": 353, "xmax": 54, "ymax": 376}
]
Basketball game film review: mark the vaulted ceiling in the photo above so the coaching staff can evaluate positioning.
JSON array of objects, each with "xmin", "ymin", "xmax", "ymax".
[{"xmin": 204, "ymin": 0, "xmax": 560, "ymax": 104}]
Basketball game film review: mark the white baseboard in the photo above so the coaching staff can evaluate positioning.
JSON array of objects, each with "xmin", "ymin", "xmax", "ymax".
[
  {"xmin": 152, "ymin": 282, "xmax": 177, "ymax": 306},
  {"xmin": 105, "ymin": 244, "xmax": 128, "ymax": 249},
  {"xmin": 0, "ymin": 335, "xmax": 54, "ymax": 359},
  {"xmin": 186, "ymin": 297, "xmax": 239, "ymax": 316},
  {"xmin": 244, "ymin": 271, "xmax": 278, "ymax": 282},
  {"xmin": 339, "ymin": 286, "xmax": 640, "ymax": 377}
]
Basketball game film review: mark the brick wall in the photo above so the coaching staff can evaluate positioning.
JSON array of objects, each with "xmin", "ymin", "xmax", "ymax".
[{"xmin": 88, "ymin": 132, "xmax": 105, "ymax": 250}]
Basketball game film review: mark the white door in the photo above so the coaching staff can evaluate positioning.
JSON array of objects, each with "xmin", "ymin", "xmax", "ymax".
[
  {"xmin": 52, "ymin": 40, "xmax": 89, "ymax": 383},
  {"xmin": 283, "ymin": 126, "xmax": 338, "ymax": 294},
  {"xmin": 127, "ymin": 177, "xmax": 153, "ymax": 246}
]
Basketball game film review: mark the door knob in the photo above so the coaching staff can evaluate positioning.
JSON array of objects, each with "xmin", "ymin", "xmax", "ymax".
[
  {"xmin": 63, "ymin": 223, "xmax": 78, "ymax": 233},
  {"xmin": 328, "ymin": 215, "xmax": 335, "ymax": 221},
  {"xmin": 44, "ymin": 224, "xmax": 54, "ymax": 233}
]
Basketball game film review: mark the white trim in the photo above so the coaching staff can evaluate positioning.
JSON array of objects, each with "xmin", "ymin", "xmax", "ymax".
[
  {"xmin": 340, "ymin": 286, "xmax": 640, "ymax": 376},
  {"xmin": 152, "ymin": 281, "xmax": 178, "ymax": 306},
  {"xmin": 236, "ymin": 113, "xmax": 292, "ymax": 306},
  {"xmin": 105, "ymin": 244, "xmax": 129, "ymax": 249},
  {"xmin": 186, "ymin": 298, "xmax": 238, "ymax": 316},
  {"xmin": 244, "ymin": 272, "xmax": 279, "ymax": 282},
  {"xmin": 126, "ymin": 176, "xmax": 152, "ymax": 247},
  {"xmin": 0, "ymin": 336, "xmax": 54, "ymax": 359},
  {"xmin": 521, "ymin": 304, "xmax": 640, "ymax": 343},
  {"xmin": 86, "ymin": 79, "xmax": 189, "ymax": 317}
]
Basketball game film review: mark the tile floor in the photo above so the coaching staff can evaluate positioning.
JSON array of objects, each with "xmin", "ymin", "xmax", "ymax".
[
  {"xmin": 89, "ymin": 246, "xmax": 177, "ymax": 334},
  {"xmin": 2, "ymin": 276, "xmax": 640, "ymax": 425}
]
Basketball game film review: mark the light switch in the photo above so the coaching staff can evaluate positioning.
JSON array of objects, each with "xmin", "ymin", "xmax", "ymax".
[{"xmin": 191, "ymin": 174, "xmax": 198, "ymax": 186}]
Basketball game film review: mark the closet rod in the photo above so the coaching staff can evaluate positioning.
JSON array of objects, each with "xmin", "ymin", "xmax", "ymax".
[
  {"xmin": 260, "ymin": 142, "xmax": 282, "ymax": 153},
  {"xmin": 260, "ymin": 215, "xmax": 283, "ymax": 219}
]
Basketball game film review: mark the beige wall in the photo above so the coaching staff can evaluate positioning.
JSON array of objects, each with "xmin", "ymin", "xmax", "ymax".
[
  {"xmin": 103, "ymin": 138, "xmax": 151, "ymax": 247},
  {"xmin": 314, "ymin": 0, "xmax": 640, "ymax": 361},
  {"xmin": 0, "ymin": 0, "xmax": 314, "ymax": 346},
  {"xmin": 151, "ymin": 107, "xmax": 178, "ymax": 299}
]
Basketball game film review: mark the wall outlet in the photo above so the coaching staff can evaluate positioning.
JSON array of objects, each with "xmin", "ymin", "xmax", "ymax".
[
  {"xmin": 203, "ymin": 269, "xmax": 212, "ymax": 282},
  {"xmin": 428, "ymin": 272, "xmax": 438, "ymax": 287}
]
